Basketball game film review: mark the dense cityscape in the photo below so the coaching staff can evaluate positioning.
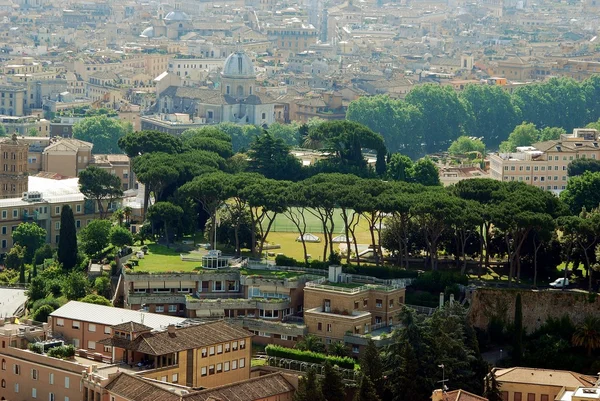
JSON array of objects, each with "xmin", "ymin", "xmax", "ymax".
[{"xmin": 0, "ymin": 0, "xmax": 600, "ymax": 400}]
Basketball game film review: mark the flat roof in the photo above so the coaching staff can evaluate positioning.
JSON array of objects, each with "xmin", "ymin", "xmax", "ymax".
[
  {"xmin": 50, "ymin": 301, "xmax": 187, "ymax": 329},
  {"xmin": 0, "ymin": 176, "xmax": 84, "ymax": 208}
]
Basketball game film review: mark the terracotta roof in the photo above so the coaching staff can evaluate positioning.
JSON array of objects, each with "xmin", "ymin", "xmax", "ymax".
[
  {"xmin": 183, "ymin": 373, "xmax": 295, "ymax": 401},
  {"xmin": 104, "ymin": 373, "xmax": 181, "ymax": 401},
  {"xmin": 120, "ymin": 321, "xmax": 251, "ymax": 356},
  {"xmin": 111, "ymin": 321, "xmax": 153, "ymax": 332},
  {"xmin": 442, "ymin": 389, "xmax": 488, "ymax": 401},
  {"xmin": 494, "ymin": 367, "xmax": 597, "ymax": 388}
]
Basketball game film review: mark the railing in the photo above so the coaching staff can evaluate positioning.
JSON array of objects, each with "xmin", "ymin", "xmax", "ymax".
[
  {"xmin": 304, "ymin": 280, "xmax": 406, "ymax": 294},
  {"xmin": 404, "ymin": 304, "xmax": 437, "ymax": 316},
  {"xmin": 264, "ymin": 356, "xmax": 358, "ymax": 381}
]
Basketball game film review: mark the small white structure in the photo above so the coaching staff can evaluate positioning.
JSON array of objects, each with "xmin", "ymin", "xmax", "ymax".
[
  {"xmin": 296, "ymin": 233, "xmax": 320, "ymax": 243},
  {"xmin": 332, "ymin": 234, "xmax": 353, "ymax": 243}
]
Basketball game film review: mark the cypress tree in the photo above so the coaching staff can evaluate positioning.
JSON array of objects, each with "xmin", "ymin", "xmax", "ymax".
[
  {"xmin": 483, "ymin": 370, "xmax": 503, "ymax": 401},
  {"xmin": 27, "ymin": 271, "xmax": 31, "ymax": 283},
  {"xmin": 58, "ymin": 205, "xmax": 78, "ymax": 270},
  {"xmin": 18, "ymin": 263, "xmax": 25, "ymax": 284},
  {"xmin": 32, "ymin": 263, "xmax": 37, "ymax": 278},
  {"xmin": 360, "ymin": 339, "xmax": 384, "ymax": 395},
  {"xmin": 321, "ymin": 361, "xmax": 346, "ymax": 401},
  {"xmin": 294, "ymin": 367, "xmax": 325, "ymax": 401},
  {"xmin": 513, "ymin": 293, "xmax": 523, "ymax": 364},
  {"xmin": 353, "ymin": 375, "xmax": 381, "ymax": 401}
]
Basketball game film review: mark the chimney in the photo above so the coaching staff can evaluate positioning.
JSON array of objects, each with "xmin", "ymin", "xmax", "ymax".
[
  {"xmin": 167, "ymin": 325, "xmax": 176, "ymax": 336},
  {"xmin": 439, "ymin": 292, "xmax": 445, "ymax": 308},
  {"xmin": 431, "ymin": 389, "xmax": 444, "ymax": 401},
  {"xmin": 328, "ymin": 265, "xmax": 343, "ymax": 283}
]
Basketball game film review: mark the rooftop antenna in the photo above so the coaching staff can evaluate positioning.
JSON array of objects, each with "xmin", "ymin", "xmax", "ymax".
[{"xmin": 438, "ymin": 364, "xmax": 449, "ymax": 392}]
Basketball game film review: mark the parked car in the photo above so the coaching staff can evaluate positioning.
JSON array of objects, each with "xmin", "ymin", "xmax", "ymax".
[{"xmin": 549, "ymin": 278, "xmax": 569, "ymax": 288}]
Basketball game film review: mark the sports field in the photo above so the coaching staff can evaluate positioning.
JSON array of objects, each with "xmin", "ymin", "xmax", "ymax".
[{"xmin": 264, "ymin": 208, "xmax": 375, "ymax": 262}]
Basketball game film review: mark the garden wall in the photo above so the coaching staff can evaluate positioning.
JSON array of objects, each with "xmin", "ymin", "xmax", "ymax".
[{"xmin": 469, "ymin": 288, "xmax": 600, "ymax": 333}]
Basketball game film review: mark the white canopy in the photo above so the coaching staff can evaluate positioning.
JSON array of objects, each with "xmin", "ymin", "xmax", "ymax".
[
  {"xmin": 296, "ymin": 233, "xmax": 321, "ymax": 243},
  {"xmin": 332, "ymin": 234, "xmax": 353, "ymax": 243}
]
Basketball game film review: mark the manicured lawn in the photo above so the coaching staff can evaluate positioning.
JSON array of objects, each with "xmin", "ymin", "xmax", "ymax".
[
  {"xmin": 133, "ymin": 243, "xmax": 201, "ymax": 273},
  {"xmin": 324, "ymin": 281, "xmax": 363, "ymax": 288}
]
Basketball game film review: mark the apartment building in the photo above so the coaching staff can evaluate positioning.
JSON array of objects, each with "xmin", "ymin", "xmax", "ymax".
[
  {"xmin": 303, "ymin": 265, "xmax": 406, "ymax": 353},
  {"xmin": 49, "ymin": 301, "xmax": 187, "ymax": 361},
  {"xmin": 0, "ymin": 175, "xmax": 114, "ymax": 249},
  {"xmin": 488, "ymin": 128, "xmax": 600, "ymax": 194},
  {"xmin": 266, "ymin": 21, "xmax": 319, "ymax": 52},
  {"xmin": 492, "ymin": 367, "xmax": 598, "ymax": 401},
  {"xmin": 98, "ymin": 320, "xmax": 252, "ymax": 388},
  {"xmin": 0, "ymin": 134, "xmax": 29, "ymax": 199}
]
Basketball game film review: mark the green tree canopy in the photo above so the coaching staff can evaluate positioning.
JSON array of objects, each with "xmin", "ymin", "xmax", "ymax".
[
  {"xmin": 147, "ymin": 201, "xmax": 184, "ymax": 246},
  {"xmin": 448, "ymin": 136, "xmax": 485, "ymax": 156},
  {"xmin": 12, "ymin": 223, "xmax": 46, "ymax": 264},
  {"xmin": 109, "ymin": 225, "xmax": 134, "ymax": 248},
  {"xmin": 79, "ymin": 294, "xmax": 112, "ymax": 306},
  {"xmin": 181, "ymin": 127, "xmax": 233, "ymax": 158},
  {"xmin": 73, "ymin": 115, "xmax": 132, "ymax": 154},
  {"xmin": 78, "ymin": 166, "xmax": 123, "ymax": 219},
  {"xmin": 247, "ymin": 133, "xmax": 302, "ymax": 180},
  {"xmin": 118, "ymin": 130, "xmax": 183, "ymax": 157},
  {"xmin": 79, "ymin": 220, "xmax": 112, "ymax": 257},
  {"xmin": 568, "ymin": 158, "xmax": 600, "ymax": 177},
  {"xmin": 561, "ymin": 171, "xmax": 600, "ymax": 214},
  {"xmin": 500, "ymin": 122, "xmax": 540, "ymax": 152},
  {"xmin": 62, "ymin": 272, "xmax": 89, "ymax": 300},
  {"xmin": 408, "ymin": 158, "xmax": 440, "ymax": 186}
]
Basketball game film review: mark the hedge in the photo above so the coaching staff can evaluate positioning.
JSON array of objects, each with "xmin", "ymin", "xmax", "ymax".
[{"xmin": 265, "ymin": 344, "xmax": 355, "ymax": 370}]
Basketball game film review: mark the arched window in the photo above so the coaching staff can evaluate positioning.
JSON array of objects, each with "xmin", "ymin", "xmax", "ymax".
[
  {"xmin": 1, "ymin": 359, "xmax": 5, "ymax": 370},
  {"xmin": 236, "ymin": 85, "xmax": 244, "ymax": 97},
  {"xmin": 249, "ymin": 86, "xmax": 253, "ymax": 95},
  {"xmin": 226, "ymin": 86, "xmax": 230, "ymax": 95},
  {"xmin": 1, "ymin": 379, "xmax": 5, "ymax": 388}
]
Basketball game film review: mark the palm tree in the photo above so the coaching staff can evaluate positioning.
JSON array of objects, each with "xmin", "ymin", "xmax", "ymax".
[
  {"xmin": 295, "ymin": 334, "xmax": 326, "ymax": 353},
  {"xmin": 572, "ymin": 316, "xmax": 600, "ymax": 356},
  {"xmin": 328, "ymin": 341, "xmax": 348, "ymax": 357},
  {"xmin": 123, "ymin": 206, "xmax": 133, "ymax": 224},
  {"xmin": 112, "ymin": 208, "xmax": 125, "ymax": 226}
]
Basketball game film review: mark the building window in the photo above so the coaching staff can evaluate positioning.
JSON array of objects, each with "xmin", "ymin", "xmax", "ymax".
[
  {"xmin": 32, "ymin": 368, "xmax": 38, "ymax": 379},
  {"xmin": 224, "ymin": 361, "xmax": 230, "ymax": 371},
  {"xmin": 209, "ymin": 346, "xmax": 215, "ymax": 355},
  {"xmin": 217, "ymin": 363, "xmax": 222, "ymax": 373},
  {"xmin": 64, "ymin": 377, "xmax": 69, "ymax": 389},
  {"xmin": 239, "ymin": 358, "xmax": 245, "ymax": 368},
  {"xmin": 317, "ymin": 322, "xmax": 322, "ymax": 331},
  {"xmin": 168, "ymin": 305, "xmax": 177, "ymax": 313},
  {"xmin": 156, "ymin": 306, "xmax": 164, "ymax": 312},
  {"xmin": 201, "ymin": 367, "xmax": 207, "ymax": 376},
  {"xmin": 32, "ymin": 388, "xmax": 37, "ymax": 398},
  {"xmin": 49, "ymin": 394, "xmax": 55, "ymax": 401},
  {"xmin": 104, "ymin": 345, "xmax": 111, "ymax": 352},
  {"xmin": 13, "ymin": 364, "xmax": 20, "ymax": 374},
  {"xmin": 172, "ymin": 374, "xmax": 178, "ymax": 383},
  {"xmin": 326, "ymin": 323, "xmax": 332, "ymax": 332},
  {"xmin": 76, "ymin": 204, "xmax": 81, "ymax": 213},
  {"xmin": 363, "ymin": 299, "xmax": 368, "ymax": 307},
  {"xmin": 201, "ymin": 348, "xmax": 207, "ymax": 357},
  {"xmin": 232, "ymin": 341, "xmax": 238, "ymax": 351},
  {"xmin": 55, "ymin": 206, "xmax": 60, "ymax": 214},
  {"xmin": 217, "ymin": 344, "xmax": 223, "ymax": 354},
  {"xmin": 1, "ymin": 211, "xmax": 5, "ymax": 219},
  {"xmin": 1, "ymin": 359, "xmax": 5, "ymax": 370},
  {"xmin": 76, "ymin": 220, "xmax": 81, "ymax": 228},
  {"xmin": 232, "ymin": 359, "xmax": 238, "ymax": 370},
  {"xmin": 209, "ymin": 365, "xmax": 215, "ymax": 375},
  {"xmin": 376, "ymin": 299, "xmax": 382, "ymax": 308},
  {"xmin": 88, "ymin": 324, "xmax": 96, "ymax": 332},
  {"xmin": 0, "ymin": 379, "xmax": 4, "ymax": 388},
  {"xmin": 12, "ymin": 209, "xmax": 17, "ymax": 218},
  {"xmin": 72, "ymin": 321, "xmax": 80, "ymax": 329},
  {"xmin": 87, "ymin": 341, "xmax": 95, "ymax": 350},
  {"xmin": 225, "ymin": 343, "xmax": 230, "ymax": 353},
  {"xmin": 354, "ymin": 301, "xmax": 359, "ymax": 309}
]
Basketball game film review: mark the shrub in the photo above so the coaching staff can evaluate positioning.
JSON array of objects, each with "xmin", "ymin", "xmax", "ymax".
[
  {"xmin": 413, "ymin": 270, "xmax": 468, "ymax": 293},
  {"xmin": 344, "ymin": 265, "xmax": 418, "ymax": 279},
  {"xmin": 31, "ymin": 297, "xmax": 65, "ymax": 313},
  {"xmin": 275, "ymin": 255, "xmax": 299, "ymax": 267},
  {"xmin": 265, "ymin": 345, "xmax": 355, "ymax": 370},
  {"xmin": 28, "ymin": 343, "xmax": 43, "ymax": 354},
  {"xmin": 47, "ymin": 344, "xmax": 75, "ymax": 359},
  {"xmin": 31, "ymin": 304, "xmax": 55, "ymax": 323}
]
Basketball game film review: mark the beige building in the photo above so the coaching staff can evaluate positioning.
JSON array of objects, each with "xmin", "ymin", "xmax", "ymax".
[
  {"xmin": 492, "ymin": 367, "xmax": 598, "ymax": 401},
  {"xmin": 0, "ymin": 134, "xmax": 29, "ymax": 199},
  {"xmin": 488, "ymin": 128, "xmax": 600, "ymax": 194},
  {"xmin": 42, "ymin": 137, "xmax": 92, "ymax": 177}
]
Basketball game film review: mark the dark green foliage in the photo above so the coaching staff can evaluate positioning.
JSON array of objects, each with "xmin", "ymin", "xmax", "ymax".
[
  {"xmin": 413, "ymin": 270, "xmax": 469, "ymax": 293},
  {"xmin": 513, "ymin": 294, "xmax": 523, "ymax": 364},
  {"xmin": 118, "ymin": 130, "xmax": 183, "ymax": 157},
  {"xmin": 483, "ymin": 371, "xmax": 503, "ymax": 401},
  {"xmin": 181, "ymin": 127, "xmax": 233, "ymax": 158},
  {"xmin": 31, "ymin": 304, "xmax": 55, "ymax": 323},
  {"xmin": 360, "ymin": 340, "xmax": 384, "ymax": 392},
  {"xmin": 28, "ymin": 277, "xmax": 47, "ymax": 301},
  {"xmin": 94, "ymin": 275, "xmax": 111, "ymax": 298},
  {"xmin": 47, "ymin": 345, "xmax": 75, "ymax": 359},
  {"xmin": 294, "ymin": 367, "xmax": 325, "ymax": 401},
  {"xmin": 62, "ymin": 272, "xmax": 89, "ymax": 300},
  {"xmin": 353, "ymin": 375, "xmax": 381, "ymax": 401},
  {"xmin": 34, "ymin": 244, "xmax": 54, "ymax": 267},
  {"xmin": 28, "ymin": 343, "xmax": 44, "ymax": 354},
  {"xmin": 109, "ymin": 225, "xmax": 134, "ymax": 248},
  {"xmin": 12, "ymin": 223, "xmax": 46, "ymax": 263},
  {"xmin": 146, "ymin": 201, "xmax": 184, "ymax": 246},
  {"xmin": 31, "ymin": 297, "xmax": 64, "ymax": 314},
  {"xmin": 18, "ymin": 263, "xmax": 25, "ymax": 284},
  {"xmin": 248, "ymin": 133, "xmax": 303, "ymax": 180},
  {"xmin": 265, "ymin": 345, "xmax": 355, "ymax": 369},
  {"xmin": 78, "ymin": 166, "xmax": 123, "ymax": 219},
  {"xmin": 295, "ymin": 334, "xmax": 327, "ymax": 353},
  {"xmin": 58, "ymin": 205, "xmax": 78, "ymax": 270},
  {"xmin": 79, "ymin": 220, "xmax": 112, "ymax": 257},
  {"xmin": 321, "ymin": 361, "xmax": 346, "ymax": 401}
]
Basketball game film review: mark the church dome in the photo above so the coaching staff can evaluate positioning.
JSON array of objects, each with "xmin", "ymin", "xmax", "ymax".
[
  {"xmin": 164, "ymin": 10, "xmax": 190, "ymax": 21},
  {"xmin": 222, "ymin": 50, "xmax": 255, "ymax": 79}
]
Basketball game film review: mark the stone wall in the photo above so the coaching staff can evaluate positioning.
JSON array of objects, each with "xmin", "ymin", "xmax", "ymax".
[{"xmin": 468, "ymin": 288, "xmax": 600, "ymax": 333}]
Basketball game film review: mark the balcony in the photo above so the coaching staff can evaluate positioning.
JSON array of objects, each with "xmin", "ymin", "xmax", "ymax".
[
  {"xmin": 185, "ymin": 296, "xmax": 290, "ymax": 311},
  {"xmin": 304, "ymin": 277, "xmax": 409, "ymax": 294},
  {"xmin": 127, "ymin": 292, "xmax": 186, "ymax": 305},
  {"xmin": 226, "ymin": 317, "xmax": 307, "ymax": 337}
]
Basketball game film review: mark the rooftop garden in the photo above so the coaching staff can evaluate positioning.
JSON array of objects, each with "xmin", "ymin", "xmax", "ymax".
[
  {"xmin": 239, "ymin": 268, "xmax": 305, "ymax": 279},
  {"xmin": 126, "ymin": 243, "xmax": 201, "ymax": 273}
]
